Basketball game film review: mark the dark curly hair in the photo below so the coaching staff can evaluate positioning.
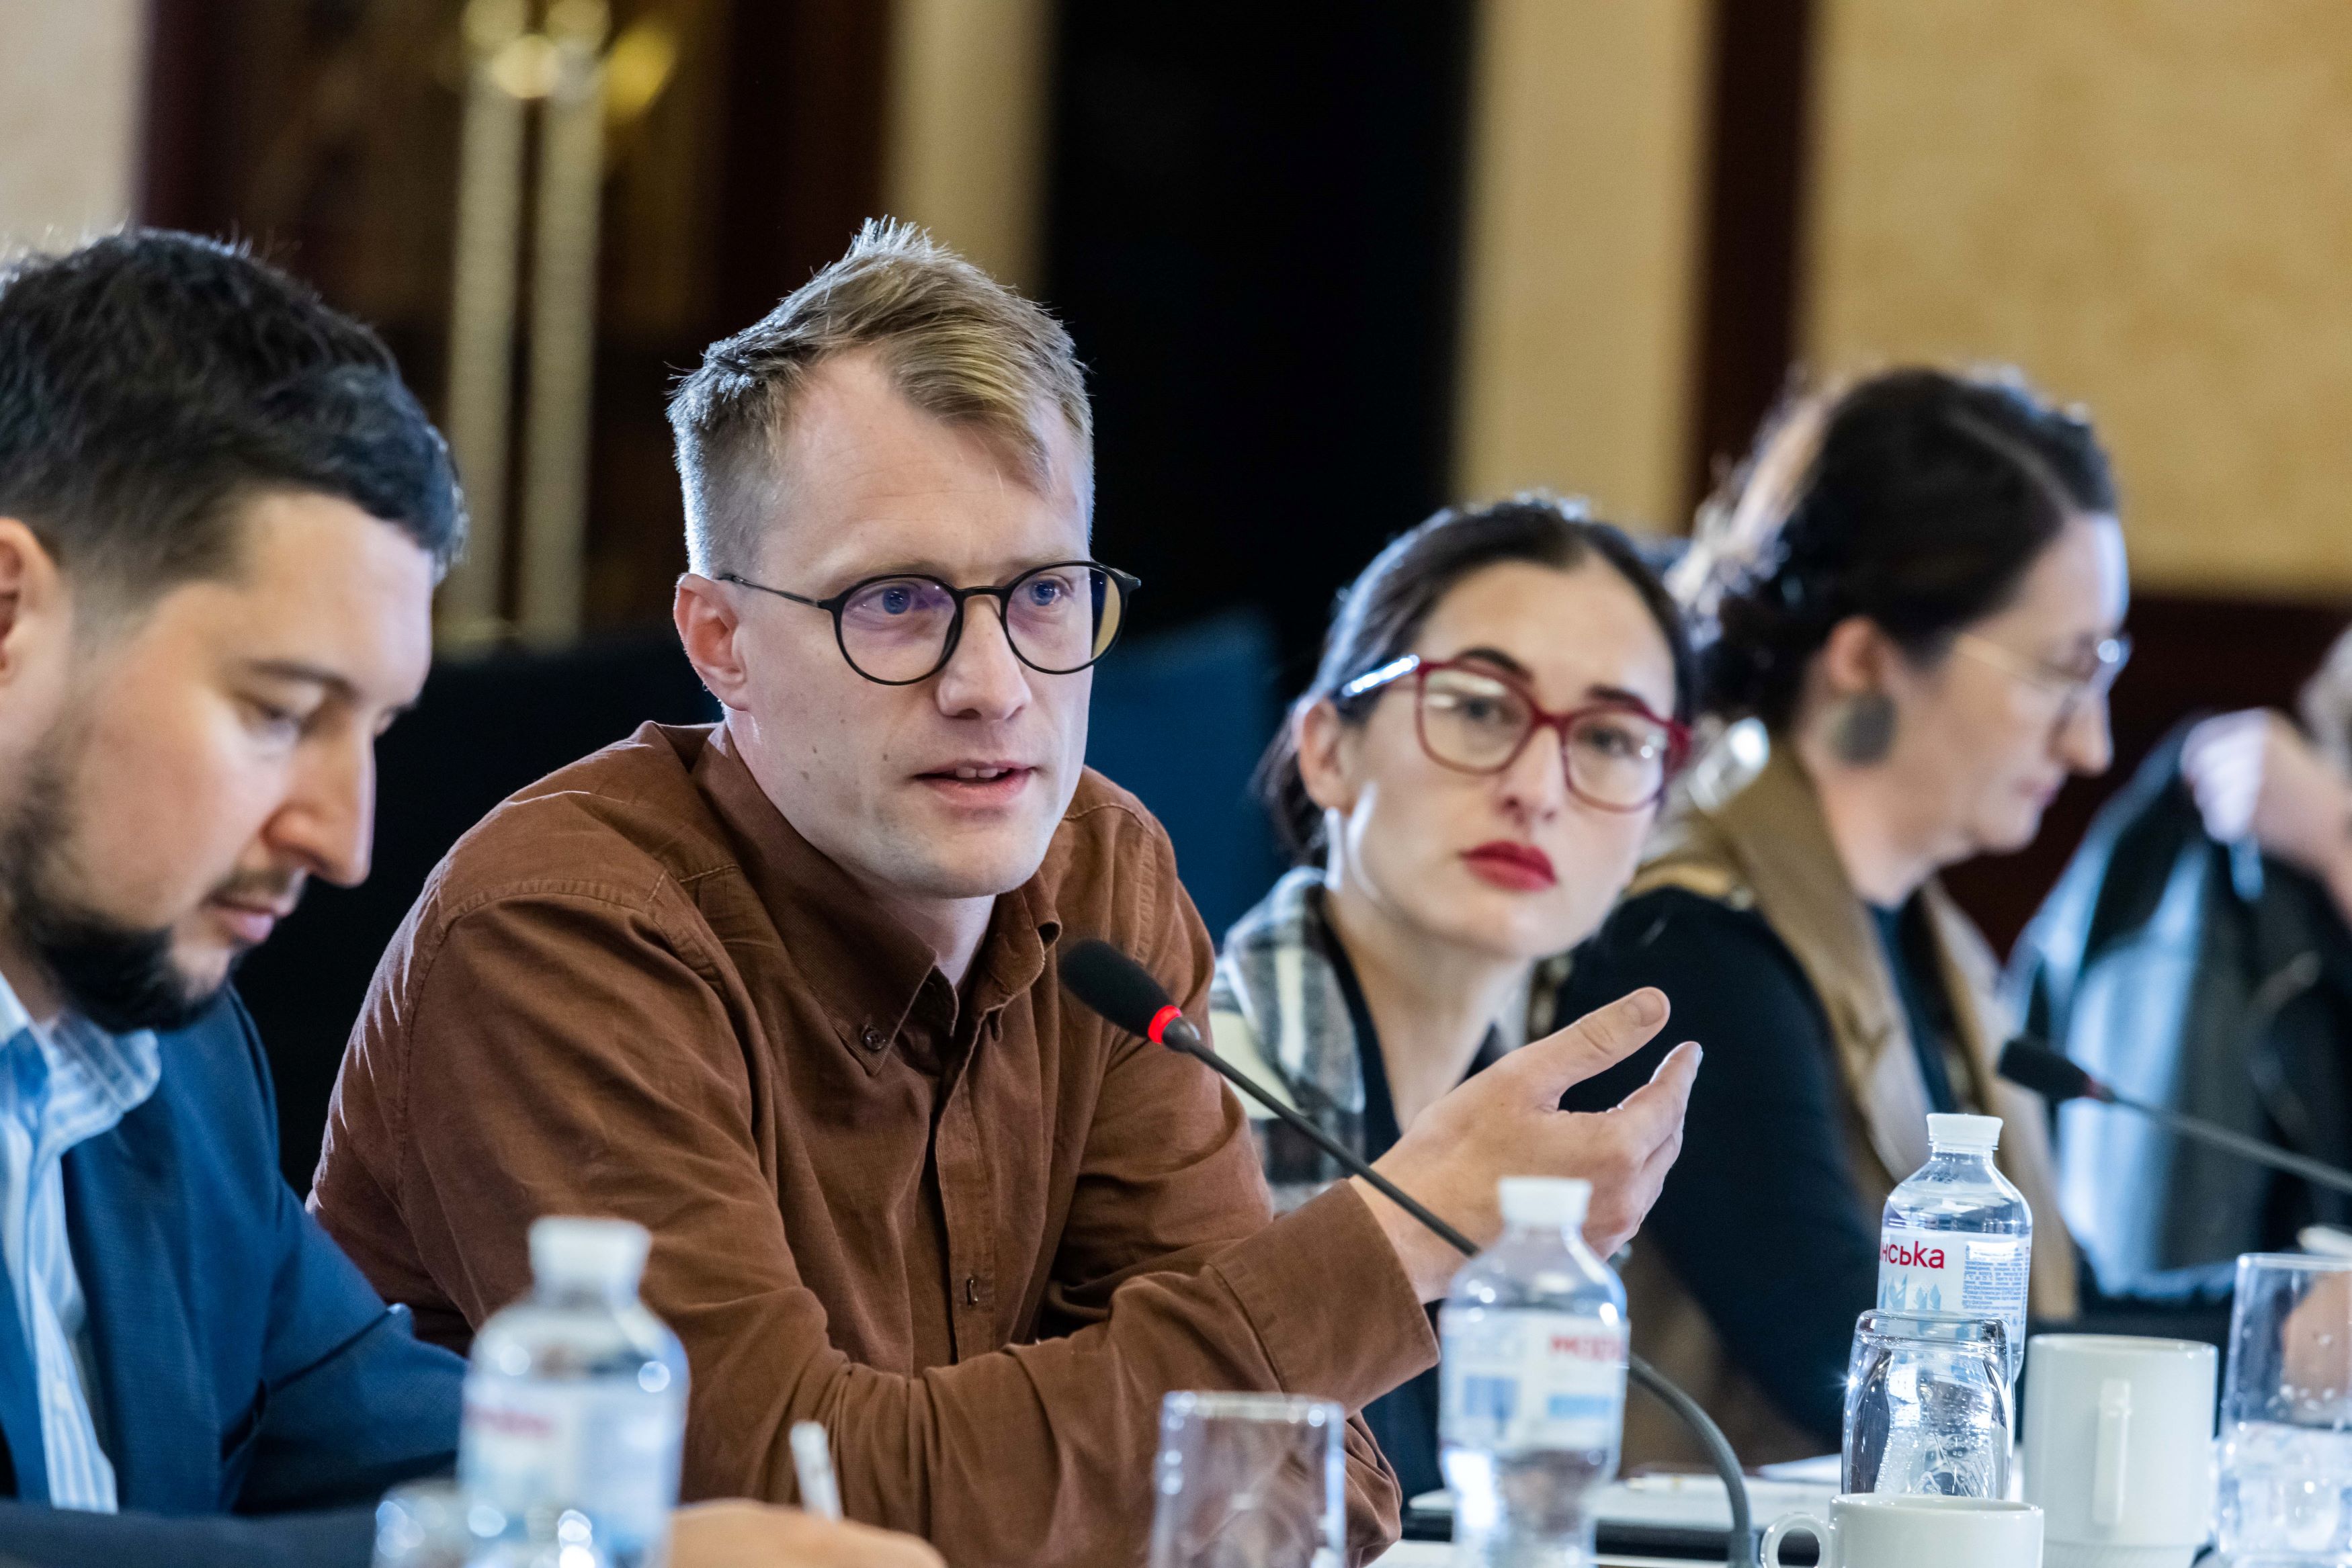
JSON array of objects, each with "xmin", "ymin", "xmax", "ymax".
[
  {"xmin": 1259, "ymin": 495, "xmax": 1694, "ymax": 863},
  {"xmin": 1677, "ymin": 367, "xmax": 2117, "ymax": 730}
]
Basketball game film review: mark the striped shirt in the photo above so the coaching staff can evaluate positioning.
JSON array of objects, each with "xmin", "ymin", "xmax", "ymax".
[{"xmin": 0, "ymin": 969, "xmax": 160, "ymax": 1510}]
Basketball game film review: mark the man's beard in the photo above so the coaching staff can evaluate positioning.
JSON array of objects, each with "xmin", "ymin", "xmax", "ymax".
[{"xmin": 0, "ymin": 734, "xmax": 230, "ymax": 1035}]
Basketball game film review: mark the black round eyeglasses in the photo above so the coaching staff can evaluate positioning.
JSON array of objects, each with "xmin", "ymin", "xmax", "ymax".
[{"xmin": 717, "ymin": 560, "xmax": 1142, "ymax": 687}]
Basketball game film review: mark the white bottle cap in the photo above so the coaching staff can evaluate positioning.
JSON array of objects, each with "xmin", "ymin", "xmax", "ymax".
[
  {"xmin": 529, "ymin": 1216, "xmax": 651, "ymax": 1291},
  {"xmin": 1925, "ymin": 1113, "xmax": 2004, "ymax": 1151},
  {"xmin": 1497, "ymin": 1176, "xmax": 1591, "ymax": 1230}
]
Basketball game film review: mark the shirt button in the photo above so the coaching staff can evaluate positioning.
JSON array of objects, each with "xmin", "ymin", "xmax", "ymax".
[
  {"xmin": 964, "ymin": 1276, "xmax": 979, "ymax": 1306},
  {"xmin": 859, "ymin": 1025, "xmax": 885, "ymax": 1052}
]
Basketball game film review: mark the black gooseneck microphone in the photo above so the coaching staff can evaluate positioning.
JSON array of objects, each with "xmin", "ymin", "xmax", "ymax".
[
  {"xmin": 1999, "ymin": 1037, "xmax": 2352, "ymax": 1200},
  {"xmin": 1060, "ymin": 939, "xmax": 1759, "ymax": 1568}
]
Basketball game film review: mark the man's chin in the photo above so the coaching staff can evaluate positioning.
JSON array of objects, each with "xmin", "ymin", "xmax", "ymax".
[
  {"xmin": 877, "ymin": 826, "xmax": 1060, "ymax": 904},
  {"xmin": 46, "ymin": 933, "xmax": 232, "ymax": 1036}
]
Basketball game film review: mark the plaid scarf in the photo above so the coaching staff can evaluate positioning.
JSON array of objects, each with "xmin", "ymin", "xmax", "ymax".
[{"xmin": 1210, "ymin": 867, "xmax": 1566, "ymax": 1212}]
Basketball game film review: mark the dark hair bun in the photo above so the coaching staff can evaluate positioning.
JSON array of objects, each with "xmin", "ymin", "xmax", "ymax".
[{"xmin": 1685, "ymin": 367, "xmax": 2116, "ymax": 730}]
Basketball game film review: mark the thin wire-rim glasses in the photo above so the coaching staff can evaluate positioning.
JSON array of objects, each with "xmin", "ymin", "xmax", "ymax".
[
  {"xmin": 1339, "ymin": 653, "xmax": 1692, "ymax": 812},
  {"xmin": 1954, "ymin": 631, "xmax": 2132, "ymax": 727},
  {"xmin": 717, "ymin": 560, "xmax": 1142, "ymax": 686}
]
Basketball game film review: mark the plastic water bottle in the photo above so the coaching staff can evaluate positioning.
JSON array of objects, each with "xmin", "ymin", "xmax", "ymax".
[
  {"xmin": 1877, "ymin": 1113, "xmax": 2032, "ymax": 1379},
  {"xmin": 460, "ymin": 1217, "xmax": 689, "ymax": 1568},
  {"xmin": 1440, "ymin": 1177, "xmax": 1630, "ymax": 1567}
]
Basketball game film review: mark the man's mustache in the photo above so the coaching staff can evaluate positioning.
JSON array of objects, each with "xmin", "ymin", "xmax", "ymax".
[{"xmin": 209, "ymin": 867, "xmax": 307, "ymax": 912}]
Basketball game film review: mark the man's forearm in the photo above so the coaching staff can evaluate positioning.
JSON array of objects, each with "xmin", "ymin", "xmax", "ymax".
[{"xmin": 743, "ymin": 1183, "xmax": 1431, "ymax": 1565}]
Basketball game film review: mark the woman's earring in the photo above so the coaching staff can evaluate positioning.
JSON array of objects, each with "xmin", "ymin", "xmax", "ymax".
[{"xmin": 1831, "ymin": 691, "xmax": 1897, "ymax": 765}]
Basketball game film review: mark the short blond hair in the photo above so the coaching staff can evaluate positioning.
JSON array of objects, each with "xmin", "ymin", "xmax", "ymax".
[{"xmin": 667, "ymin": 218, "xmax": 1092, "ymax": 575}]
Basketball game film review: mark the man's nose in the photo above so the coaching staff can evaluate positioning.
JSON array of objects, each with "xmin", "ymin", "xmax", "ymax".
[
  {"xmin": 933, "ymin": 599, "xmax": 1032, "ymax": 721},
  {"xmin": 271, "ymin": 734, "xmax": 376, "ymax": 887}
]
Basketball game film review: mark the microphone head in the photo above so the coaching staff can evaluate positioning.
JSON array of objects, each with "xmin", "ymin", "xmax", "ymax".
[
  {"xmin": 1060, "ymin": 939, "xmax": 1177, "ymax": 1039},
  {"xmin": 1998, "ymin": 1037, "xmax": 2107, "ymax": 1104}
]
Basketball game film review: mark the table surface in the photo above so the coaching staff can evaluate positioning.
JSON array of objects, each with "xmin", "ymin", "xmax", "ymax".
[{"xmin": 1380, "ymin": 1548, "xmax": 1693, "ymax": 1567}]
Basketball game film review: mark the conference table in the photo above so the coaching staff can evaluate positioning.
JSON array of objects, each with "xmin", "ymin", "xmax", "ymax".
[
  {"xmin": 1384, "ymin": 1549, "xmax": 1692, "ymax": 1567},
  {"xmin": 1389, "ymin": 1468, "xmax": 1842, "ymax": 1565}
]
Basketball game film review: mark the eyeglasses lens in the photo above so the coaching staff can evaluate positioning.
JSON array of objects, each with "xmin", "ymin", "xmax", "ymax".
[
  {"xmin": 839, "ymin": 576, "xmax": 960, "ymax": 683},
  {"xmin": 2058, "ymin": 636, "xmax": 2132, "ymax": 721},
  {"xmin": 1419, "ymin": 668, "xmax": 1535, "ymax": 770},
  {"xmin": 1005, "ymin": 564, "xmax": 1122, "ymax": 673},
  {"xmin": 1563, "ymin": 711, "xmax": 1674, "ymax": 809}
]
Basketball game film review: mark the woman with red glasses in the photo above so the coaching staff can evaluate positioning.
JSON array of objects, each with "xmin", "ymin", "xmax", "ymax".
[
  {"xmin": 1559, "ymin": 367, "xmax": 2126, "ymax": 1471},
  {"xmin": 1208, "ymin": 495, "xmax": 1695, "ymax": 1504}
]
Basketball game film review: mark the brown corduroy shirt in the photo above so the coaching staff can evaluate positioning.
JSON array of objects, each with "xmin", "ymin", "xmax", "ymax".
[{"xmin": 308, "ymin": 722, "xmax": 1435, "ymax": 1566}]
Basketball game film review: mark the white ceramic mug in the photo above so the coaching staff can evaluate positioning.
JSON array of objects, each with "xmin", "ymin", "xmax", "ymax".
[
  {"xmin": 2022, "ymin": 1334, "xmax": 2216, "ymax": 1568},
  {"xmin": 1762, "ymin": 1494, "xmax": 2044, "ymax": 1568}
]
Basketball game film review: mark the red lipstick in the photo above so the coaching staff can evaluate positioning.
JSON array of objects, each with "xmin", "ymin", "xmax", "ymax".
[{"xmin": 1462, "ymin": 840, "xmax": 1558, "ymax": 891}]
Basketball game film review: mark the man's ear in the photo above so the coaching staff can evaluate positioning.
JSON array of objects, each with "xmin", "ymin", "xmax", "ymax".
[
  {"xmin": 0, "ymin": 518, "xmax": 68, "ymax": 689},
  {"xmin": 1294, "ymin": 699, "xmax": 1359, "ymax": 817},
  {"xmin": 674, "ymin": 573, "xmax": 752, "ymax": 710}
]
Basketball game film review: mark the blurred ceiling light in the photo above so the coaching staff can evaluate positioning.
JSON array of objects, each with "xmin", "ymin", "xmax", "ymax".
[
  {"xmin": 464, "ymin": 0, "xmax": 528, "ymax": 54},
  {"xmin": 443, "ymin": 0, "xmax": 679, "ymax": 650},
  {"xmin": 604, "ymin": 18, "xmax": 681, "ymax": 129},
  {"xmin": 488, "ymin": 34, "xmax": 562, "ymax": 100}
]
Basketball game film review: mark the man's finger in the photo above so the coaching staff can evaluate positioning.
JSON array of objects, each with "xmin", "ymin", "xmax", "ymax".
[{"xmin": 1503, "ymin": 988, "xmax": 1671, "ymax": 1100}]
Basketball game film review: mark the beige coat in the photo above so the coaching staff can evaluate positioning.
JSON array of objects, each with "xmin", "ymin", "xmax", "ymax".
[{"xmin": 1615, "ymin": 735, "xmax": 2078, "ymax": 1468}]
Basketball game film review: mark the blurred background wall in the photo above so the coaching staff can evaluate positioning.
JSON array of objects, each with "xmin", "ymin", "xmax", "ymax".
[
  {"xmin": 0, "ymin": 0, "xmax": 146, "ymax": 243},
  {"xmin": 3, "ymin": 0, "xmax": 2351, "ymax": 1170}
]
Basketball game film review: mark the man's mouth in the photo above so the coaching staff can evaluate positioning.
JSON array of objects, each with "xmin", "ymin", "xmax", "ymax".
[
  {"xmin": 915, "ymin": 762, "xmax": 1038, "ymax": 803},
  {"xmin": 207, "ymin": 896, "xmax": 300, "ymax": 947}
]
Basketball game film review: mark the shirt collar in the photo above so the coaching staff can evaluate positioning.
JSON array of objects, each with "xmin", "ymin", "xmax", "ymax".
[
  {"xmin": 0, "ymin": 963, "xmax": 162, "ymax": 1118},
  {"xmin": 694, "ymin": 721, "xmax": 1060, "ymax": 1073}
]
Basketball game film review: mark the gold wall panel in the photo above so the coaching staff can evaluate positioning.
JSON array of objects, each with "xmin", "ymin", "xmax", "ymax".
[
  {"xmin": 1806, "ymin": 0, "xmax": 2352, "ymax": 598},
  {"xmin": 1454, "ymin": 0, "xmax": 1711, "ymax": 534},
  {"xmin": 884, "ymin": 0, "xmax": 1054, "ymax": 293},
  {"xmin": 0, "ymin": 0, "xmax": 143, "ymax": 251}
]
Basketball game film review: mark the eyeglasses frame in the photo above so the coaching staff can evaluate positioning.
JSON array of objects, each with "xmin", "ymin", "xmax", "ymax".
[
  {"xmin": 1952, "ymin": 631, "xmax": 2132, "ymax": 728},
  {"xmin": 1339, "ymin": 653, "xmax": 1693, "ymax": 813},
  {"xmin": 716, "ymin": 560, "xmax": 1144, "ymax": 687}
]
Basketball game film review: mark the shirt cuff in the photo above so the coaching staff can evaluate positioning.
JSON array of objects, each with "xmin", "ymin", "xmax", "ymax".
[{"xmin": 1211, "ymin": 1180, "xmax": 1439, "ymax": 1412}]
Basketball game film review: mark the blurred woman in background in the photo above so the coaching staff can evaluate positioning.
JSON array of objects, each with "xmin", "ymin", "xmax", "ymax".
[
  {"xmin": 1210, "ymin": 496, "xmax": 1694, "ymax": 1504},
  {"xmin": 1560, "ymin": 368, "xmax": 2126, "ymax": 1465}
]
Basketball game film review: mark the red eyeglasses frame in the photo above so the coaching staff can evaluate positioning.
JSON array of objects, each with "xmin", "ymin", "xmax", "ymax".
[{"xmin": 1338, "ymin": 653, "xmax": 1693, "ymax": 813}]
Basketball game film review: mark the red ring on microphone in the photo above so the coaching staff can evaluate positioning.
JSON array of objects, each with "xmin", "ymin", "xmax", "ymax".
[{"xmin": 1146, "ymin": 1004, "xmax": 1183, "ymax": 1045}]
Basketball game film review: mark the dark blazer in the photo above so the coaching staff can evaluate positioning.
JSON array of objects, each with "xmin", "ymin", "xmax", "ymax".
[
  {"xmin": 2011, "ymin": 723, "xmax": 2352, "ymax": 1299},
  {"xmin": 0, "ymin": 992, "xmax": 463, "ymax": 1568}
]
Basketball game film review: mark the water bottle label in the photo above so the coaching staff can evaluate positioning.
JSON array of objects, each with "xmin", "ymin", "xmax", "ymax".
[
  {"xmin": 1439, "ymin": 1308, "xmax": 1626, "ymax": 1454},
  {"xmin": 1876, "ymin": 1223, "xmax": 2027, "ymax": 1353},
  {"xmin": 461, "ymin": 1378, "xmax": 683, "ymax": 1561}
]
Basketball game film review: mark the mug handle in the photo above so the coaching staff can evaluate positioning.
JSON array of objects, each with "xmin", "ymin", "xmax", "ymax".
[
  {"xmin": 1763, "ymin": 1509, "xmax": 1831, "ymax": 1568},
  {"xmin": 2093, "ymin": 1376, "xmax": 2132, "ymax": 1528}
]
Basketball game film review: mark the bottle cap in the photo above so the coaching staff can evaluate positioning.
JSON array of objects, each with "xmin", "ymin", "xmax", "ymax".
[
  {"xmin": 530, "ymin": 1216, "xmax": 651, "ymax": 1291},
  {"xmin": 1497, "ymin": 1176, "xmax": 1591, "ymax": 1230},
  {"xmin": 1925, "ymin": 1113, "xmax": 2004, "ymax": 1151}
]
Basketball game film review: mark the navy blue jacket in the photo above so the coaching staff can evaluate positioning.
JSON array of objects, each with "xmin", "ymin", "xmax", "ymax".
[{"xmin": 0, "ymin": 993, "xmax": 463, "ymax": 1568}]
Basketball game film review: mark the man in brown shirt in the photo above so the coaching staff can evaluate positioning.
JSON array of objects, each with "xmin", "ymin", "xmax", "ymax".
[{"xmin": 310, "ymin": 222, "xmax": 1700, "ymax": 1567}]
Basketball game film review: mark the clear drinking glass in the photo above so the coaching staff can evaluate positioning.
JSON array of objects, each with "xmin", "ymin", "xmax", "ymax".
[
  {"xmin": 373, "ymin": 1479, "xmax": 488, "ymax": 1568},
  {"xmin": 2219, "ymin": 1252, "xmax": 2352, "ymax": 1563},
  {"xmin": 1148, "ymin": 1391, "xmax": 1347, "ymax": 1568},
  {"xmin": 1843, "ymin": 1309, "xmax": 2013, "ymax": 1498}
]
